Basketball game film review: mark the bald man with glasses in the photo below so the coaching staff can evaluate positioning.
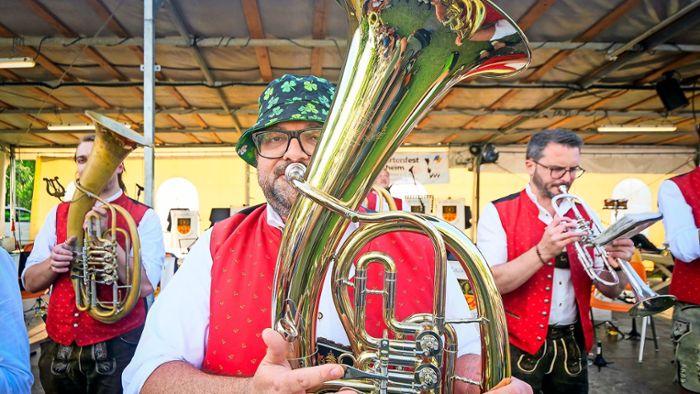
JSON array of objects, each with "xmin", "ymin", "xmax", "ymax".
[{"xmin": 476, "ymin": 129, "xmax": 634, "ymax": 394}]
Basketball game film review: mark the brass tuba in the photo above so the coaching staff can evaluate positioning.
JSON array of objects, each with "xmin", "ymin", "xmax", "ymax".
[
  {"xmin": 272, "ymin": 1, "xmax": 530, "ymax": 392},
  {"xmin": 67, "ymin": 111, "xmax": 146, "ymax": 324}
]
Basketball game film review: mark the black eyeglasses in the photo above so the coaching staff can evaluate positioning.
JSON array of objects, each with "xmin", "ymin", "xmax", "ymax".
[
  {"xmin": 533, "ymin": 160, "xmax": 586, "ymax": 179},
  {"xmin": 252, "ymin": 127, "xmax": 323, "ymax": 159}
]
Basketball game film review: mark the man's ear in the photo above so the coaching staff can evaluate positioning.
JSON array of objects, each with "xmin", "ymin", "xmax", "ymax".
[
  {"xmin": 116, "ymin": 162, "xmax": 125, "ymax": 174},
  {"xmin": 524, "ymin": 159, "xmax": 535, "ymax": 176}
]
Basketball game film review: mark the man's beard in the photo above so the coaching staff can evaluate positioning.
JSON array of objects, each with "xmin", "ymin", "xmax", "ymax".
[
  {"xmin": 532, "ymin": 169, "xmax": 569, "ymax": 199},
  {"xmin": 258, "ymin": 161, "xmax": 298, "ymax": 219}
]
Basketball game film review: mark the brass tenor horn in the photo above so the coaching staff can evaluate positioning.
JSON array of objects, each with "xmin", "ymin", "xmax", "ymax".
[
  {"xmin": 68, "ymin": 111, "xmax": 146, "ymax": 324},
  {"xmin": 272, "ymin": 1, "xmax": 531, "ymax": 392},
  {"xmin": 551, "ymin": 185, "xmax": 676, "ymax": 317}
]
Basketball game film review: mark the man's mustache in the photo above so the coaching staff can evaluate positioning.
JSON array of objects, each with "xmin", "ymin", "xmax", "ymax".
[{"xmin": 273, "ymin": 162, "xmax": 292, "ymax": 178}]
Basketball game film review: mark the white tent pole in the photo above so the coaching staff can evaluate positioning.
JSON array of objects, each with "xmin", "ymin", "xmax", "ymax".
[
  {"xmin": 143, "ymin": 0, "xmax": 156, "ymax": 206},
  {"xmin": 8, "ymin": 147, "xmax": 16, "ymax": 249},
  {"xmin": 0, "ymin": 148, "xmax": 8, "ymax": 239},
  {"xmin": 471, "ymin": 154, "xmax": 482, "ymax": 242}
]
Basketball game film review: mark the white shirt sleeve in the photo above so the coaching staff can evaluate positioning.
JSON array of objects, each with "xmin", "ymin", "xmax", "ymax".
[
  {"xmin": 476, "ymin": 202, "xmax": 508, "ymax": 267},
  {"xmin": 658, "ymin": 179, "xmax": 700, "ymax": 262},
  {"xmin": 138, "ymin": 209, "xmax": 166, "ymax": 287},
  {"xmin": 21, "ymin": 205, "xmax": 58, "ymax": 288},
  {"xmin": 122, "ymin": 230, "xmax": 213, "ymax": 394}
]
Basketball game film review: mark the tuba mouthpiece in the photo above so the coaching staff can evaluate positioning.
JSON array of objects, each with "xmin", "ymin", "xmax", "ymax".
[{"xmin": 285, "ymin": 163, "xmax": 307, "ymax": 182}]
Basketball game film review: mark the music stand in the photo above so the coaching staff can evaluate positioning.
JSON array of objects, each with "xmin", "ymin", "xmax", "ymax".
[{"xmin": 603, "ymin": 198, "xmax": 628, "ymax": 221}]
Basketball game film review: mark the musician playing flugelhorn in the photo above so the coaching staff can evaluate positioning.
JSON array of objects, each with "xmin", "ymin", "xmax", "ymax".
[
  {"xmin": 23, "ymin": 134, "xmax": 165, "ymax": 394},
  {"xmin": 124, "ymin": 75, "xmax": 530, "ymax": 394},
  {"xmin": 477, "ymin": 129, "xmax": 635, "ymax": 394}
]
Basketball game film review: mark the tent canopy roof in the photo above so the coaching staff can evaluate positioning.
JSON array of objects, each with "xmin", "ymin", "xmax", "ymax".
[{"xmin": 0, "ymin": 0, "xmax": 698, "ymax": 149}]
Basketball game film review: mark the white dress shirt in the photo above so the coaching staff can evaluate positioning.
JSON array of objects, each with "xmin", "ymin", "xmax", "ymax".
[
  {"xmin": 658, "ymin": 176, "xmax": 700, "ymax": 263},
  {"xmin": 477, "ymin": 184, "xmax": 589, "ymax": 325},
  {"xmin": 122, "ymin": 205, "xmax": 481, "ymax": 394},
  {"xmin": 22, "ymin": 190, "xmax": 165, "ymax": 289}
]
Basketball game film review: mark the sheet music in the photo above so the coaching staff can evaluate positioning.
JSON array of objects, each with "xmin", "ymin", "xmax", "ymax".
[{"xmin": 593, "ymin": 212, "xmax": 663, "ymax": 246}]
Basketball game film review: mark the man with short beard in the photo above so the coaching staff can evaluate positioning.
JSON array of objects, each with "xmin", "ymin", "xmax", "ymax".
[
  {"xmin": 123, "ymin": 74, "xmax": 531, "ymax": 394},
  {"xmin": 476, "ymin": 129, "xmax": 635, "ymax": 394}
]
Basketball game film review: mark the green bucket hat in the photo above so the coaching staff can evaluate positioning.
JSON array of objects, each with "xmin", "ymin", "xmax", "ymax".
[{"xmin": 236, "ymin": 74, "xmax": 336, "ymax": 167}]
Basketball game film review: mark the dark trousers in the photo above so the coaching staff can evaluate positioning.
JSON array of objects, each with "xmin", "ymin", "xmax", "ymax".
[
  {"xmin": 510, "ymin": 323, "xmax": 588, "ymax": 394},
  {"xmin": 38, "ymin": 326, "xmax": 142, "ymax": 394}
]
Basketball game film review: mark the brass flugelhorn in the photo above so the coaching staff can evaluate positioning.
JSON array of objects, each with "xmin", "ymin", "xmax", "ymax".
[
  {"xmin": 552, "ymin": 185, "xmax": 676, "ymax": 317},
  {"xmin": 68, "ymin": 111, "xmax": 145, "ymax": 324},
  {"xmin": 272, "ymin": 1, "xmax": 531, "ymax": 392}
]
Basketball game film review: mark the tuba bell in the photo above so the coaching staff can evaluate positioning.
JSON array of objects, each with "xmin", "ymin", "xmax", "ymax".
[
  {"xmin": 67, "ymin": 111, "xmax": 145, "ymax": 324},
  {"xmin": 272, "ymin": 1, "xmax": 531, "ymax": 392},
  {"xmin": 551, "ymin": 185, "xmax": 676, "ymax": 317}
]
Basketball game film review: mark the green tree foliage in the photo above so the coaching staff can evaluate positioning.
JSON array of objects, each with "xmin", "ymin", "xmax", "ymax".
[{"xmin": 5, "ymin": 160, "xmax": 35, "ymax": 214}]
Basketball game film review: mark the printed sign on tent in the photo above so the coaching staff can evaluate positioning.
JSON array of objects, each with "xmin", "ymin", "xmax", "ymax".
[{"xmin": 385, "ymin": 153, "xmax": 449, "ymax": 184}]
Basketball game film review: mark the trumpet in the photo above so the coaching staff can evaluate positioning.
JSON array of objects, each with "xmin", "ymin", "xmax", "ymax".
[{"xmin": 551, "ymin": 185, "xmax": 676, "ymax": 317}]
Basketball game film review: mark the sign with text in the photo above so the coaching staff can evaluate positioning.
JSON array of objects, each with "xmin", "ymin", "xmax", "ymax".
[{"xmin": 386, "ymin": 153, "xmax": 449, "ymax": 184}]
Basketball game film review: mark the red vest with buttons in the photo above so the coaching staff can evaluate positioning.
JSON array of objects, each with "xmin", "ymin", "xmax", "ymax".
[
  {"xmin": 669, "ymin": 167, "xmax": 700, "ymax": 305},
  {"xmin": 47, "ymin": 192, "xmax": 149, "ymax": 346},
  {"xmin": 492, "ymin": 190, "xmax": 593, "ymax": 355},
  {"xmin": 203, "ymin": 204, "xmax": 442, "ymax": 376}
]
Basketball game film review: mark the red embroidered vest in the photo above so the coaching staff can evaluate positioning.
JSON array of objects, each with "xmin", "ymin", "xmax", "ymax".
[
  {"xmin": 204, "ymin": 204, "xmax": 442, "ymax": 376},
  {"xmin": 669, "ymin": 167, "xmax": 700, "ymax": 304},
  {"xmin": 492, "ymin": 190, "xmax": 593, "ymax": 355},
  {"xmin": 47, "ymin": 193, "xmax": 149, "ymax": 346}
]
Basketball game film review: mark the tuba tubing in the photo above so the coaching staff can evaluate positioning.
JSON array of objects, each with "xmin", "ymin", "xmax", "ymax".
[
  {"xmin": 67, "ymin": 111, "xmax": 144, "ymax": 324},
  {"xmin": 272, "ymin": 1, "xmax": 531, "ymax": 390}
]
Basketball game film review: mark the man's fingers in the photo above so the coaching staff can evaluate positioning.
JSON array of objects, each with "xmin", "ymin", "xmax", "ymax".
[
  {"xmin": 611, "ymin": 238, "xmax": 634, "ymax": 250},
  {"xmin": 278, "ymin": 363, "xmax": 345, "ymax": 392},
  {"xmin": 53, "ymin": 247, "xmax": 74, "ymax": 256},
  {"xmin": 552, "ymin": 231, "xmax": 583, "ymax": 243},
  {"xmin": 52, "ymin": 253, "xmax": 74, "ymax": 262},
  {"xmin": 262, "ymin": 328, "xmax": 291, "ymax": 365},
  {"xmin": 50, "ymin": 259, "xmax": 71, "ymax": 273},
  {"xmin": 549, "ymin": 215, "xmax": 561, "ymax": 226}
]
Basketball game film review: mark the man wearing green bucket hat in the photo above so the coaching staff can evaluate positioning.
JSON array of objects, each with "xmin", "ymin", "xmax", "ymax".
[{"xmin": 124, "ymin": 74, "xmax": 530, "ymax": 394}]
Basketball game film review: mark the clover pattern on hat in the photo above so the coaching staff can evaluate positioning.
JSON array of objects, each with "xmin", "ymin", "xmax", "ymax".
[{"xmin": 236, "ymin": 74, "xmax": 336, "ymax": 167}]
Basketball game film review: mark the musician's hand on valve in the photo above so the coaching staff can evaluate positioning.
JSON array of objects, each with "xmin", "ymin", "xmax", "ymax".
[
  {"xmin": 604, "ymin": 238, "xmax": 635, "ymax": 266},
  {"xmin": 49, "ymin": 236, "xmax": 76, "ymax": 274},
  {"xmin": 85, "ymin": 204, "xmax": 109, "ymax": 232},
  {"xmin": 252, "ymin": 328, "xmax": 353, "ymax": 394},
  {"xmin": 536, "ymin": 216, "xmax": 583, "ymax": 261}
]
